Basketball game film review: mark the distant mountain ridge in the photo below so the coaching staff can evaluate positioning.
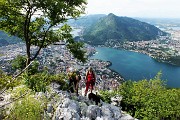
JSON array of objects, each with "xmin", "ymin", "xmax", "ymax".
[
  {"xmin": 82, "ymin": 13, "xmax": 167, "ymax": 45},
  {"xmin": 0, "ymin": 31, "xmax": 22, "ymax": 47},
  {"xmin": 68, "ymin": 14, "xmax": 106, "ymax": 28}
]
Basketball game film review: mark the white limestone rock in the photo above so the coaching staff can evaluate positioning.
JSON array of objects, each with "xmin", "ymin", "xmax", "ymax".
[
  {"xmin": 111, "ymin": 95, "xmax": 123, "ymax": 107},
  {"xmin": 101, "ymin": 104, "xmax": 122, "ymax": 119},
  {"xmin": 79, "ymin": 102, "xmax": 88, "ymax": 117},
  {"xmin": 52, "ymin": 107, "xmax": 80, "ymax": 120},
  {"xmin": 86, "ymin": 105, "xmax": 101, "ymax": 119},
  {"xmin": 47, "ymin": 103, "xmax": 54, "ymax": 113}
]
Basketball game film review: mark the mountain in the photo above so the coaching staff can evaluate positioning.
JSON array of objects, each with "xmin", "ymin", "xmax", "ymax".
[
  {"xmin": 0, "ymin": 31, "xmax": 22, "ymax": 47},
  {"xmin": 82, "ymin": 13, "xmax": 167, "ymax": 45}
]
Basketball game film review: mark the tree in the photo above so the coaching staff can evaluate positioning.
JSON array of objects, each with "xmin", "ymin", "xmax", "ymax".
[
  {"xmin": 0, "ymin": 0, "xmax": 87, "ymax": 68},
  {"xmin": 100, "ymin": 72, "xmax": 180, "ymax": 119},
  {"xmin": 117, "ymin": 72, "xmax": 180, "ymax": 119}
]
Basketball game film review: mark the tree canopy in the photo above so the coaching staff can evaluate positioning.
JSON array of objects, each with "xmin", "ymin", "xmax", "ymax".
[
  {"xmin": 0, "ymin": 0, "xmax": 87, "ymax": 66},
  {"xmin": 100, "ymin": 72, "xmax": 180, "ymax": 120}
]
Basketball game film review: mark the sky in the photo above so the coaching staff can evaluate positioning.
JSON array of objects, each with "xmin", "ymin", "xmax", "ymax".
[{"xmin": 86, "ymin": 0, "xmax": 180, "ymax": 18}]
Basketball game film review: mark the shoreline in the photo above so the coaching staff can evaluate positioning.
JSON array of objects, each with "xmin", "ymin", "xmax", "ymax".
[
  {"xmin": 115, "ymin": 47, "xmax": 180, "ymax": 67},
  {"xmin": 128, "ymin": 49, "xmax": 180, "ymax": 67},
  {"xmin": 88, "ymin": 46, "xmax": 125, "ymax": 83},
  {"xmin": 89, "ymin": 58, "xmax": 125, "ymax": 84},
  {"xmin": 90, "ymin": 46, "xmax": 180, "ymax": 88},
  {"xmin": 94, "ymin": 44, "xmax": 180, "ymax": 67},
  {"xmin": 105, "ymin": 60, "xmax": 125, "ymax": 82},
  {"xmin": 107, "ymin": 45, "xmax": 180, "ymax": 67}
]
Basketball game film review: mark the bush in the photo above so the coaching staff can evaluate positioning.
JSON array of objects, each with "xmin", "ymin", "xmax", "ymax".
[
  {"xmin": 22, "ymin": 72, "xmax": 50, "ymax": 92},
  {"xmin": 22, "ymin": 72, "xmax": 68, "ymax": 92},
  {"xmin": 48, "ymin": 73, "xmax": 68, "ymax": 90},
  {"xmin": 11, "ymin": 55, "xmax": 26, "ymax": 71},
  {"xmin": 118, "ymin": 72, "xmax": 180, "ymax": 119},
  {"xmin": 0, "ymin": 72, "xmax": 20, "ymax": 91},
  {"xmin": 6, "ymin": 96, "xmax": 44, "ymax": 120},
  {"xmin": 100, "ymin": 72, "xmax": 180, "ymax": 120},
  {"xmin": 10, "ymin": 85, "xmax": 32, "ymax": 99},
  {"xmin": 99, "ymin": 90, "xmax": 116, "ymax": 103},
  {"xmin": 11, "ymin": 55, "xmax": 39, "ymax": 75},
  {"xmin": 4, "ymin": 85, "xmax": 46, "ymax": 120}
]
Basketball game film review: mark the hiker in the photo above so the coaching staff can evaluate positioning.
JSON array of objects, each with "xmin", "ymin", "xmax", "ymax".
[
  {"xmin": 74, "ymin": 69, "xmax": 81, "ymax": 96},
  {"xmin": 67, "ymin": 67, "xmax": 81, "ymax": 96},
  {"xmin": 84, "ymin": 67, "xmax": 96, "ymax": 96},
  {"xmin": 67, "ymin": 67, "xmax": 76, "ymax": 93}
]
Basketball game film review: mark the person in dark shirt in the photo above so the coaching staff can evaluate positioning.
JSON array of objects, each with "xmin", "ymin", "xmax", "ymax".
[{"xmin": 67, "ymin": 67, "xmax": 81, "ymax": 96}]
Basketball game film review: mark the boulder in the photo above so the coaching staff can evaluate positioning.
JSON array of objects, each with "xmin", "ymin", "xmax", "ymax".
[
  {"xmin": 120, "ymin": 113, "xmax": 135, "ymax": 120},
  {"xmin": 47, "ymin": 103, "xmax": 54, "ymax": 113},
  {"xmin": 86, "ymin": 105, "xmax": 101, "ymax": 119},
  {"xmin": 101, "ymin": 104, "xmax": 122, "ymax": 119},
  {"xmin": 52, "ymin": 107, "xmax": 80, "ymax": 120},
  {"xmin": 79, "ymin": 102, "xmax": 88, "ymax": 117},
  {"xmin": 111, "ymin": 95, "xmax": 123, "ymax": 107}
]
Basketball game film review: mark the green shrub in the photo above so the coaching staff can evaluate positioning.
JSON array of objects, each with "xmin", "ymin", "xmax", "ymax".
[
  {"xmin": 28, "ymin": 60, "xmax": 39, "ymax": 75},
  {"xmin": 4, "ymin": 85, "xmax": 46, "ymax": 120},
  {"xmin": 101, "ymin": 72, "xmax": 180, "ymax": 120},
  {"xmin": 22, "ymin": 72, "xmax": 68, "ymax": 92},
  {"xmin": 0, "ymin": 73, "xmax": 20, "ymax": 91},
  {"xmin": 99, "ymin": 90, "xmax": 116, "ymax": 103},
  {"xmin": 11, "ymin": 55, "xmax": 39, "ymax": 75},
  {"xmin": 10, "ymin": 85, "xmax": 32, "ymax": 99},
  {"xmin": 118, "ymin": 72, "xmax": 180, "ymax": 119},
  {"xmin": 22, "ymin": 72, "xmax": 50, "ymax": 92},
  {"xmin": 6, "ymin": 95, "xmax": 44, "ymax": 120},
  {"xmin": 48, "ymin": 73, "xmax": 68, "ymax": 90},
  {"xmin": 11, "ymin": 55, "xmax": 26, "ymax": 71}
]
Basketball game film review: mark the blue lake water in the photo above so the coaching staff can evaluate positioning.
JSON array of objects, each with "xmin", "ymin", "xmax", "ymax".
[{"xmin": 91, "ymin": 47, "xmax": 180, "ymax": 88}]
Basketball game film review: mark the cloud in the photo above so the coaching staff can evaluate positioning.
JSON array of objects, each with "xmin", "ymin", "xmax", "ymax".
[{"xmin": 86, "ymin": 0, "xmax": 180, "ymax": 18}]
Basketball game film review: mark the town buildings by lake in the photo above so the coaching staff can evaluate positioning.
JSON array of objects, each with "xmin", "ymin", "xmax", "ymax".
[
  {"xmin": 0, "ymin": 42, "xmax": 123, "ymax": 91},
  {"xmin": 103, "ymin": 27, "xmax": 180, "ymax": 66}
]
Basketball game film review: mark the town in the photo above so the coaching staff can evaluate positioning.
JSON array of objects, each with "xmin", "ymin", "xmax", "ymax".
[
  {"xmin": 104, "ymin": 27, "xmax": 180, "ymax": 66},
  {"xmin": 1, "ymin": 22, "xmax": 180, "ymax": 91},
  {"xmin": 0, "ymin": 42, "xmax": 124, "ymax": 91}
]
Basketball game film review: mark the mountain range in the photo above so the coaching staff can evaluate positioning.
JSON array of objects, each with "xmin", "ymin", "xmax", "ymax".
[
  {"xmin": 72, "ymin": 13, "xmax": 167, "ymax": 45},
  {"xmin": 0, "ymin": 13, "xmax": 168, "ymax": 47}
]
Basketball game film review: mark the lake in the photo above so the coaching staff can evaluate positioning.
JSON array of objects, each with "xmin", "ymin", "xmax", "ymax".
[{"xmin": 91, "ymin": 47, "xmax": 180, "ymax": 88}]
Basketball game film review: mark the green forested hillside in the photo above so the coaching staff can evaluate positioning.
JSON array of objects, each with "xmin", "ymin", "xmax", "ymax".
[{"xmin": 83, "ymin": 13, "xmax": 167, "ymax": 45}]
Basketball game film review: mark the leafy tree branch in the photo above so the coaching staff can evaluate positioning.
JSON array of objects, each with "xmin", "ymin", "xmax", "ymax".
[{"xmin": 0, "ymin": 0, "xmax": 87, "ymax": 68}]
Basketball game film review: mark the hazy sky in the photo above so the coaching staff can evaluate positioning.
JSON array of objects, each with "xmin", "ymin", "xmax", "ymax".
[{"xmin": 86, "ymin": 0, "xmax": 180, "ymax": 18}]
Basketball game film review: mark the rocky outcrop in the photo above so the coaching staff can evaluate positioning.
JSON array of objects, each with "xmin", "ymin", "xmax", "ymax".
[
  {"xmin": 42, "ymin": 83, "xmax": 137, "ymax": 120},
  {"xmin": 0, "ymin": 83, "xmax": 137, "ymax": 120}
]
